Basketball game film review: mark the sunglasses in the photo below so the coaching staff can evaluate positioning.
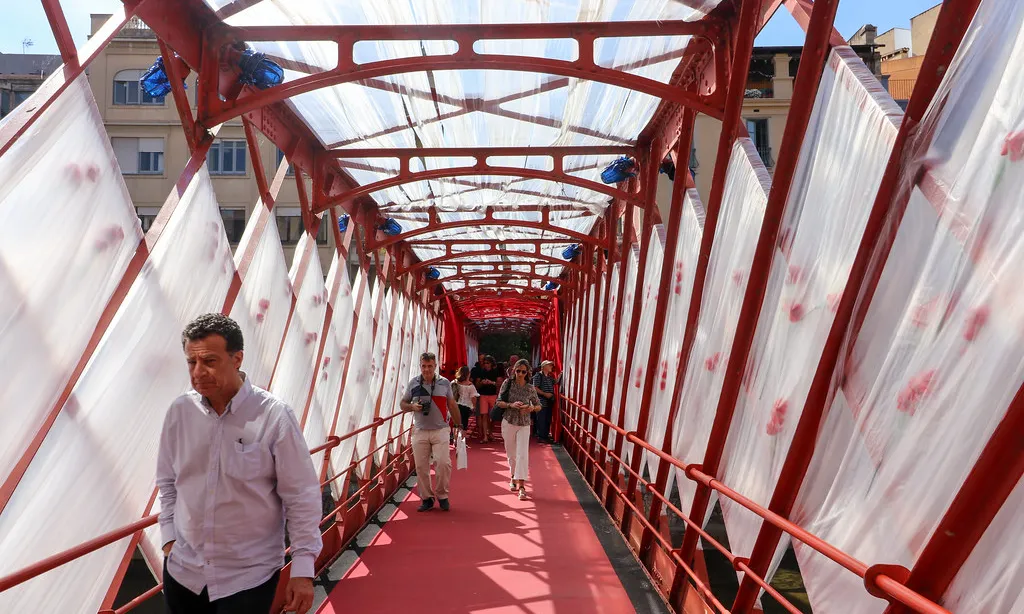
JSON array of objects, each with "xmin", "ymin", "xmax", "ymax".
[{"xmin": 515, "ymin": 369, "xmax": 528, "ymax": 374}]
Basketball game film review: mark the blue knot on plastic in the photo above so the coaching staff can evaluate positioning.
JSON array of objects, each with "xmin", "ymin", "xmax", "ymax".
[
  {"xmin": 140, "ymin": 56, "xmax": 173, "ymax": 97},
  {"xmin": 561, "ymin": 244, "xmax": 581, "ymax": 260},
  {"xmin": 238, "ymin": 48, "xmax": 284, "ymax": 89},
  {"xmin": 426, "ymin": 267, "xmax": 441, "ymax": 281},
  {"xmin": 600, "ymin": 157, "xmax": 637, "ymax": 184},
  {"xmin": 379, "ymin": 218, "xmax": 403, "ymax": 236},
  {"xmin": 544, "ymin": 281, "xmax": 559, "ymax": 291},
  {"xmin": 337, "ymin": 214, "xmax": 349, "ymax": 233}
]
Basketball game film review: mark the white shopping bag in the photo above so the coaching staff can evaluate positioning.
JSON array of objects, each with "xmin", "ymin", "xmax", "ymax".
[{"xmin": 456, "ymin": 433, "xmax": 468, "ymax": 470}]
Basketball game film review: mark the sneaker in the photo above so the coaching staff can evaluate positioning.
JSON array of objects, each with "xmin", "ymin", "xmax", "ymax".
[
  {"xmin": 518, "ymin": 488, "xmax": 528, "ymax": 501},
  {"xmin": 509, "ymin": 479, "xmax": 517, "ymax": 492},
  {"xmin": 439, "ymin": 498, "xmax": 450, "ymax": 511},
  {"xmin": 417, "ymin": 497, "xmax": 435, "ymax": 512}
]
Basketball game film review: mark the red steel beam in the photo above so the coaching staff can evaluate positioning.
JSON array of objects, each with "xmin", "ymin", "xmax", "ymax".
[
  {"xmin": 620, "ymin": 133, "xmax": 692, "ymax": 537},
  {"xmin": 328, "ymin": 146, "xmax": 636, "ymax": 159},
  {"xmin": 199, "ymin": 21, "xmax": 722, "ymax": 126},
  {"xmin": 399, "ymin": 250, "xmax": 583, "ymax": 275},
  {"xmin": 371, "ymin": 218, "xmax": 600, "ymax": 251},
  {"xmin": 675, "ymin": 0, "xmax": 843, "ymax": 609},
  {"xmin": 41, "ymin": 0, "xmax": 78, "ymax": 66},
  {"xmin": 0, "ymin": 6, "xmax": 141, "ymax": 158},
  {"xmin": 317, "ymin": 166, "xmax": 641, "ymax": 213},
  {"xmin": 422, "ymin": 271, "xmax": 564, "ymax": 292},
  {"xmin": 158, "ymin": 40, "xmax": 198, "ymax": 153},
  {"xmin": 730, "ymin": 0, "xmax": 982, "ymax": 611}
]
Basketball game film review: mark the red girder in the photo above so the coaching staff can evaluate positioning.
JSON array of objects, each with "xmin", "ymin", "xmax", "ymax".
[
  {"xmin": 423, "ymin": 271, "xmax": 565, "ymax": 293},
  {"xmin": 401, "ymin": 250, "xmax": 583, "ymax": 276},
  {"xmin": 432, "ymin": 285, "xmax": 554, "ymax": 303},
  {"xmin": 318, "ymin": 166, "xmax": 638, "ymax": 214},
  {"xmin": 199, "ymin": 20, "xmax": 724, "ymax": 127},
  {"xmin": 370, "ymin": 217, "xmax": 599, "ymax": 251}
]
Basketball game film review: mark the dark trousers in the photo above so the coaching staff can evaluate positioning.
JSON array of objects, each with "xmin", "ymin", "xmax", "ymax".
[
  {"xmin": 536, "ymin": 404, "xmax": 553, "ymax": 440},
  {"xmin": 164, "ymin": 561, "xmax": 279, "ymax": 614},
  {"xmin": 458, "ymin": 404, "xmax": 472, "ymax": 430}
]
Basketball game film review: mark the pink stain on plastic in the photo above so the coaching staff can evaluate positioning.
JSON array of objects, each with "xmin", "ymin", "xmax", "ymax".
[
  {"xmin": 732, "ymin": 270, "xmax": 745, "ymax": 286},
  {"xmin": 258, "ymin": 298, "xmax": 270, "ymax": 312},
  {"xmin": 705, "ymin": 352, "xmax": 721, "ymax": 372},
  {"xmin": 255, "ymin": 313, "xmax": 265, "ymax": 323},
  {"xmin": 658, "ymin": 360, "xmax": 668, "ymax": 391},
  {"xmin": 766, "ymin": 398, "xmax": 788, "ymax": 435},
  {"xmin": 787, "ymin": 265, "xmax": 804, "ymax": 285},
  {"xmin": 633, "ymin": 366, "xmax": 643, "ymax": 388},
  {"xmin": 1000, "ymin": 130, "xmax": 1024, "ymax": 162},
  {"xmin": 911, "ymin": 296, "xmax": 939, "ymax": 328},
  {"xmin": 86, "ymin": 164, "xmax": 100, "ymax": 182},
  {"xmin": 896, "ymin": 369, "xmax": 936, "ymax": 416},
  {"xmin": 963, "ymin": 305, "xmax": 989, "ymax": 341},
  {"xmin": 787, "ymin": 302, "xmax": 805, "ymax": 322},
  {"xmin": 827, "ymin": 292, "xmax": 843, "ymax": 312},
  {"xmin": 304, "ymin": 331, "xmax": 318, "ymax": 345},
  {"xmin": 674, "ymin": 262, "xmax": 684, "ymax": 295}
]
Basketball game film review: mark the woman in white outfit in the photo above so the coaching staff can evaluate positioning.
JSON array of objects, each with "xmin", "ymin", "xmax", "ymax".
[{"xmin": 495, "ymin": 359, "xmax": 541, "ymax": 500}]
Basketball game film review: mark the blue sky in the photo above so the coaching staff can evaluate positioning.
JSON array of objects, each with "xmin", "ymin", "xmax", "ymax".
[{"xmin": 1, "ymin": 1, "xmax": 941, "ymax": 55}]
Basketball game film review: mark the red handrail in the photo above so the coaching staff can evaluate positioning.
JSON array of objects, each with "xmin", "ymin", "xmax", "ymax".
[
  {"xmin": 557, "ymin": 395, "xmax": 951, "ymax": 614},
  {"xmin": 0, "ymin": 411, "xmax": 414, "ymax": 598}
]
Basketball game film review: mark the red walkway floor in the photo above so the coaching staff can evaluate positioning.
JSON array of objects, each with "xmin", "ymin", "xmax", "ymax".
[{"xmin": 317, "ymin": 440, "xmax": 638, "ymax": 614}]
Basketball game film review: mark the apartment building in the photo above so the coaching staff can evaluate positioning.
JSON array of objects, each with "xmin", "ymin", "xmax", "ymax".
[
  {"xmin": 678, "ymin": 45, "xmax": 881, "ymax": 210},
  {"xmin": 0, "ymin": 52, "xmax": 61, "ymax": 118},
  {"xmin": 87, "ymin": 14, "xmax": 341, "ymax": 275}
]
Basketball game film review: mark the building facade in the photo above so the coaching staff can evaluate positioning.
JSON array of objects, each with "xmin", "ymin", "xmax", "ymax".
[
  {"xmin": 88, "ymin": 14, "xmax": 342, "ymax": 275},
  {"xmin": 0, "ymin": 52, "xmax": 62, "ymax": 118}
]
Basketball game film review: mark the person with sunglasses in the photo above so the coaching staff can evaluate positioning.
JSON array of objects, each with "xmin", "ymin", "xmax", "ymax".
[{"xmin": 495, "ymin": 359, "xmax": 541, "ymax": 500}]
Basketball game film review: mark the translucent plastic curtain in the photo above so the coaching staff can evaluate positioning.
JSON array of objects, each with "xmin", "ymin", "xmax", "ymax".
[
  {"xmin": 345, "ymin": 269, "xmax": 378, "ymax": 472},
  {"xmin": 0, "ymin": 169, "xmax": 234, "ymax": 613},
  {"xmin": 229, "ymin": 209, "xmax": 292, "ymax": 388},
  {"xmin": 595, "ymin": 264, "xmax": 620, "ymax": 444},
  {"xmin": 622, "ymin": 227, "xmax": 664, "ymax": 464},
  {"xmin": 269, "ymin": 235, "xmax": 329, "ymax": 451},
  {"xmin": 306, "ymin": 252, "xmax": 352, "ymax": 473},
  {"xmin": 792, "ymin": 6, "xmax": 1024, "ymax": 611},
  {"xmin": 0, "ymin": 75, "xmax": 141, "ymax": 490},
  {"xmin": 716, "ymin": 48, "xmax": 902, "ymax": 592},
  {"xmin": 670, "ymin": 139, "xmax": 769, "ymax": 524},
  {"xmin": 609, "ymin": 247, "xmax": 638, "ymax": 434},
  {"xmin": 644, "ymin": 190, "xmax": 704, "ymax": 481}
]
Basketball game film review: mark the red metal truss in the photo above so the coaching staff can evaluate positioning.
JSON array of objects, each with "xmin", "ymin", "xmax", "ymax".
[
  {"xmin": 317, "ymin": 166, "xmax": 640, "ymax": 213},
  {"xmin": 423, "ymin": 272, "xmax": 565, "ymax": 294},
  {"xmin": 369, "ymin": 217, "xmax": 601, "ymax": 251},
  {"xmin": 198, "ymin": 20, "xmax": 725, "ymax": 127},
  {"xmin": 399, "ymin": 250, "xmax": 584, "ymax": 276}
]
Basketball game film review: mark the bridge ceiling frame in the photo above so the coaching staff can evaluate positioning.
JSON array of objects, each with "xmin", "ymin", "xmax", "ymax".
[{"xmin": 118, "ymin": 0, "xmax": 745, "ymax": 320}]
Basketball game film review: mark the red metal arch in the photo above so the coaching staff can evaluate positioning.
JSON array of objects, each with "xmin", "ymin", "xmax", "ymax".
[
  {"xmin": 200, "ymin": 21, "xmax": 724, "ymax": 127},
  {"xmin": 318, "ymin": 167, "xmax": 638, "ymax": 213},
  {"xmin": 423, "ymin": 270, "xmax": 564, "ymax": 292},
  {"xmin": 371, "ymin": 218, "xmax": 598, "ymax": 250},
  {"xmin": 432, "ymin": 286, "xmax": 554, "ymax": 303},
  {"xmin": 400, "ymin": 250, "xmax": 584, "ymax": 276}
]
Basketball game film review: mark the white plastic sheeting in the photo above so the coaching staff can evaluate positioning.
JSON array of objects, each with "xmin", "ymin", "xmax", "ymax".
[
  {"xmin": 205, "ymin": 0, "xmax": 720, "ymax": 281},
  {"xmin": 670, "ymin": 139, "xmax": 769, "ymax": 523},
  {"xmin": 622, "ymin": 226, "xmax": 664, "ymax": 463},
  {"xmin": 608, "ymin": 248, "xmax": 638, "ymax": 435},
  {"xmin": 229, "ymin": 208, "xmax": 292, "ymax": 387},
  {"xmin": 0, "ymin": 75, "xmax": 142, "ymax": 491},
  {"xmin": 466, "ymin": 333, "xmax": 479, "ymax": 367},
  {"xmin": 643, "ymin": 189, "xmax": 704, "ymax": 480},
  {"xmin": 333, "ymin": 269, "xmax": 375, "ymax": 479},
  {"xmin": 594, "ymin": 264, "xmax": 620, "ymax": 444},
  {"xmin": 0, "ymin": 169, "xmax": 234, "ymax": 613},
  {"xmin": 716, "ymin": 47, "xmax": 902, "ymax": 592},
  {"xmin": 791, "ymin": 5, "xmax": 1024, "ymax": 611}
]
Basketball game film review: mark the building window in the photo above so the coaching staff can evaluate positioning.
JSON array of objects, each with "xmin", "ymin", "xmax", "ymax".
[
  {"xmin": 276, "ymin": 148, "xmax": 296, "ymax": 176},
  {"xmin": 221, "ymin": 208, "xmax": 246, "ymax": 244},
  {"xmin": 136, "ymin": 206, "xmax": 161, "ymax": 234},
  {"xmin": 113, "ymin": 69, "xmax": 165, "ymax": 105},
  {"xmin": 210, "ymin": 140, "xmax": 247, "ymax": 175},
  {"xmin": 112, "ymin": 137, "xmax": 165, "ymax": 175},
  {"xmin": 746, "ymin": 118, "xmax": 774, "ymax": 168},
  {"xmin": 276, "ymin": 207, "xmax": 328, "ymax": 245}
]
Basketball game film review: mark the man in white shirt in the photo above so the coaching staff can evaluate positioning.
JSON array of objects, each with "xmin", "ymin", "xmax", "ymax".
[{"xmin": 157, "ymin": 313, "xmax": 322, "ymax": 614}]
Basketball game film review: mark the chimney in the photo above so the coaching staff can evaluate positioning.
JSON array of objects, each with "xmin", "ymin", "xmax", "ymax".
[{"xmin": 864, "ymin": 24, "xmax": 877, "ymax": 46}]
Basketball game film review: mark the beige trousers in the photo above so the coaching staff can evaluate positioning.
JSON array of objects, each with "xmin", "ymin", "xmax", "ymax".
[
  {"xmin": 411, "ymin": 426, "xmax": 453, "ymax": 500},
  {"xmin": 501, "ymin": 420, "xmax": 531, "ymax": 481}
]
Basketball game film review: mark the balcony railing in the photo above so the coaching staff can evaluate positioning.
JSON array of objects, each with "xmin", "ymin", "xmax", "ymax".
[
  {"xmin": 744, "ymin": 79, "xmax": 774, "ymax": 99},
  {"xmin": 117, "ymin": 16, "xmax": 155, "ymax": 39},
  {"xmin": 756, "ymin": 144, "xmax": 775, "ymax": 168}
]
